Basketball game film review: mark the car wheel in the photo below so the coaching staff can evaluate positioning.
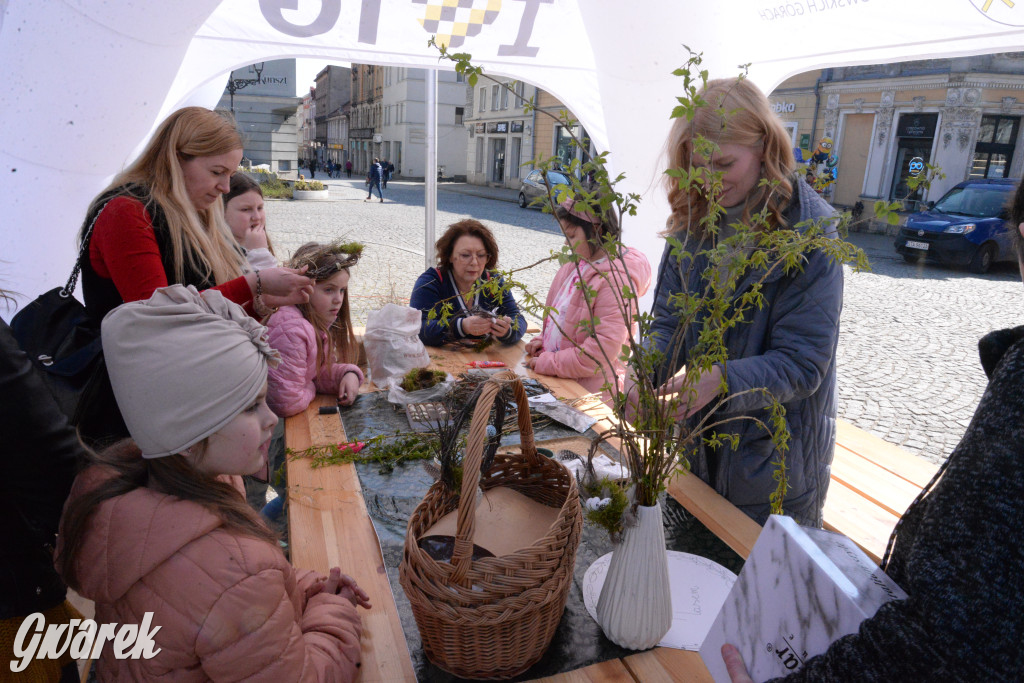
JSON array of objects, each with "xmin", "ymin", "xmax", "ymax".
[
  {"xmin": 969, "ymin": 243, "xmax": 996, "ymax": 274},
  {"xmin": 902, "ymin": 253, "xmax": 921, "ymax": 264},
  {"xmin": 518, "ymin": 192, "xmax": 527, "ymax": 208}
]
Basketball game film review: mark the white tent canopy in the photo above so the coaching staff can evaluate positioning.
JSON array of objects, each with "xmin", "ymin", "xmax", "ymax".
[{"xmin": 3, "ymin": 0, "xmax": 1024, "ymax": 306}]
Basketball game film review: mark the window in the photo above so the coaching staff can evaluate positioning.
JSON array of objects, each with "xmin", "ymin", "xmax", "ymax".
[
  {"xmin": 476, "ymin": 138, "xmax": 485, "ymax": 173},
  {"xmin": 501, "ymin": 86, "xmax": 509, "ymax": 110},
  {"xmin": 384, "ymin": 142, "xmax": 391, "ymax": 160},
  {"xmin": 456, "ymin": 71, "xmax": 466, "ymax": 83},
  {"xmin": 479, "ymin": 88, "xmax": 486, "ymax": 112},
  {"xmin": 455, "ymin": 106, "xmax": 464, "ymax": 125},
  {"xmin": 514, "ymin": 80, "xmax": 525, "ymax": 108},
  {"xmin": 971, "ymin": 115, "xmax": 1020, "ymax": 179},
  {"xmin": 491, "ymin": 85, "xmax": 500, "ymax": 111},
  {"xmin": 385, "ymin": 68, "xmax": 391, "ymax": 86},
  {"xmin": 393, "ymin": 142, "xmax": 401, "ymax": 172}
]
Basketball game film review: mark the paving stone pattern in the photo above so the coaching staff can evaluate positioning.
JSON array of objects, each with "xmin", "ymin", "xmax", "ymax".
[{"xmin": 265, "ymin": 178, "xmax": 1024, "ymax": 467}]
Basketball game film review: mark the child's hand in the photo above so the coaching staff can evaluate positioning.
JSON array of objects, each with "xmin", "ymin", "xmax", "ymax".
[
  {"xmin": 525, "ymin": 337, "xmax": 543, "ymax": 357},
  {"xmin": 242, "ymin": 224, "xmax": 270, "ymax": 251},
  {"xmin": 338, "ymin": 372, "xmax": 361, "ymax": 406},
  {"xmin": 322, "ymin": 567, "xmax": 372, "ymax": 609}
]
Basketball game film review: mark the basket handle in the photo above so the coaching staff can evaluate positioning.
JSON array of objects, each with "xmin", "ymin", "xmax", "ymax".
[{"xmin": 450, "ymin": 370, "xmax": 541, "ymax": 582}]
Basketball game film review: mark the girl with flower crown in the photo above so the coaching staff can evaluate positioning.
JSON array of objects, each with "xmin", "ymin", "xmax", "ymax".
[{"xmin": 265, "ymin": 242, "xmax": 365, "ymax": 417}]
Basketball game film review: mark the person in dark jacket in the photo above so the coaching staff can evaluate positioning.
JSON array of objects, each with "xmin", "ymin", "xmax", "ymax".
[
  {"xmin": 410, "ymin": 219, "xmax": 526, "ymax": 347},
  {"xmin": 643, "ymin": 77, "xmax": 842, "ymax": 527},
  {"xmin": 365, "ymin": 158, "xmax": 384, "ymax": 202},
  {"xmin": 721, "ymin": 186, "xmax": 1024, "ymax": 682},
  {"xmin": 0, "ymin": 313, "xmax": 85, "ymax": 682}
]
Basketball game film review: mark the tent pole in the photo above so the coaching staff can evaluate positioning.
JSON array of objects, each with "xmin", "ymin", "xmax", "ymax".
[{"xmin": 424, "ymin": 67, "xmax": 438, "ymax": 270}]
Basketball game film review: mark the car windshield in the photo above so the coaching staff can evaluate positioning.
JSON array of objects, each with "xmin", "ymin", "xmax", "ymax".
[{"xmin": 932, "ymin": 186, "xmax": 1010, "ymax": 218}]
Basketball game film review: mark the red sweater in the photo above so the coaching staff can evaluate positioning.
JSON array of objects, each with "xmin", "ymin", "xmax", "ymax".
[{"xmin": 88, "ymin": 196, "xmax": 252, "ymax": 306}]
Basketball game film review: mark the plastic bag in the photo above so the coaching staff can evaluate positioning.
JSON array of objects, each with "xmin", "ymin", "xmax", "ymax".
[
  {"xmin": 363, "ymin": 304, "xmax": 431, "ymax": 383},
  {"xmin": 386, "ymin": 374, "xmax": 455, "ymax": 405}
]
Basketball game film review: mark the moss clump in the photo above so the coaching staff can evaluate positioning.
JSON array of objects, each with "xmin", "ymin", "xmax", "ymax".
[
  {"xmin": 582, "ymin": 478, "xmax": 629, "ymax": 538},
  {"xmin": 401, "ymin": 368, "xmax": 447, "ymax": 392}
]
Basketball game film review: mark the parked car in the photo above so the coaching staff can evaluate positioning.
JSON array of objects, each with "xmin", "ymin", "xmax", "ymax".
[
  {"xmin": 894, "ymin": 178, "xmax": 1018, "ymax": 273},
  {"xmin": 518, "ymin": 169, "xmax": 571, "ymax": 209}
]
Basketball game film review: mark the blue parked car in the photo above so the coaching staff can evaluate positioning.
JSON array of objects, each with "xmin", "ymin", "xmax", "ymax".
[{"xmin": 894, "ymin": 178, "xmax": 1018, "ymax": 274}]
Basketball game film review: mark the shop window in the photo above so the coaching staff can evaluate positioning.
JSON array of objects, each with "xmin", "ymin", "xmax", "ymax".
[
  {"xmin": 970, "ymin": 115, "xmax": 1019, "ymax": 179},
  {"xmin": 509, "ymin": 137, "xmax": 522, "ymax": 179},
  {"xmin": 476, "ymin": 138, "xmax": 485, "ymax": 173}
]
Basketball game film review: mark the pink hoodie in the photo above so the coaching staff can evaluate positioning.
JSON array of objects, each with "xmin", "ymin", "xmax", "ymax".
[
  {"xmin": 59, "ymin": 467, "xmax": 363, "ymax": 682},
  {"xmin": 531, "ymin": 246, "xmax": 652, "ymax": 397},
  {"xmin": 266, "ymin": 306, "xmax": 364, "ymax": 417}
]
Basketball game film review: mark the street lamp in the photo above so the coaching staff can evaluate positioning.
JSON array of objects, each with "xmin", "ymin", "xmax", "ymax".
[{"xmin": 226, "ymin": 62, "xmax": 265, "ymax": 114}]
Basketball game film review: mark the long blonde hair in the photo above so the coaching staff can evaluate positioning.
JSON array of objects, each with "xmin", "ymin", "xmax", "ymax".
[
  {"xmin": 84, "ymin": 107, "xmax": 245, "ymax": 285},
  {"xmin": 288, "ymin": 242, "xmax": 362, "ymax": 371},
  {"xmin": 663, "ymin": 78, "xmax": 795, "ymax": 236}
]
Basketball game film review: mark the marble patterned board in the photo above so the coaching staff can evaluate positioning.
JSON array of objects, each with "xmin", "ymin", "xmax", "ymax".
[
  {"xmin": 699, "ymin": 515, "xmax": 907, "ymax": 682},
  {"xmin": 582, "ymin": 551, "xmax": 737, "ymax": 651}
]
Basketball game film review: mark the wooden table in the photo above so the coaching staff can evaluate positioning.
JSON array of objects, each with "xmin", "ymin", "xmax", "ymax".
[{"xmin": 284, "ymin": 338, "xmax": 922, "ymax": 681}]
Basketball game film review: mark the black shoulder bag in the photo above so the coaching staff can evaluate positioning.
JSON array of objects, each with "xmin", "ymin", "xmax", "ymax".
[{"xmin": 10, "ymin": 199, "xmax": 125, "ymax": 444}]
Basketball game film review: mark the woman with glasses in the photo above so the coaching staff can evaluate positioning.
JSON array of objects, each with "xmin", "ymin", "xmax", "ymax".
[{"xmin": 410, "ymin": 219, "xmax": 526, "ymax": 347}]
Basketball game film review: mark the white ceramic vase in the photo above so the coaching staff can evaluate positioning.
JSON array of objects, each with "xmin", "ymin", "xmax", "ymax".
[{"xmin": 596, "ymin": 501, "xmax": 672, "ymax": 650}]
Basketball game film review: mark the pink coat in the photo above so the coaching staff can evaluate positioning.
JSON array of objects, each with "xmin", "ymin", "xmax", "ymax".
[
  {"xmin": 266, "ymin": 306, "xmax": 364, "ymax": 417},
  {"xmin": 532, "ymin": 246, "xmax": 652, "ymax": 396},
  {"xmin": 60, "ymin": 467, "xmax": 363, "ymax": 682}
]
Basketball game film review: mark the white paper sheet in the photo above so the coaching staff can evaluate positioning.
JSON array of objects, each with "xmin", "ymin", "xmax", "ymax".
[{"xmin": 582, "ymin": 551, "xmax": 737, "ymax": 650}]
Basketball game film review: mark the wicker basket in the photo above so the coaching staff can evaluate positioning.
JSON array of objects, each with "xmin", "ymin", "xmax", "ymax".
[{"xmin": 399, "ymin": 371, "xmax": 582, "ymax": 679}]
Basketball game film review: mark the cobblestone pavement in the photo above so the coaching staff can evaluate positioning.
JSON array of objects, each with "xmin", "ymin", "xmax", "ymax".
[{"xmin": 266, "ymin": 178, "xmax": 1024, "ymax": 467}]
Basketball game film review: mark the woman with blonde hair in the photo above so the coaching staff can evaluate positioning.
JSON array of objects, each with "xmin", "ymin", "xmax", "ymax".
[
  {"xmin": 645, "ymin": 77, "xmax": 844, "ymax": 527},
  {"xmin": 77, "ymin": 107, "xmax": 312, "ymax": 443}
]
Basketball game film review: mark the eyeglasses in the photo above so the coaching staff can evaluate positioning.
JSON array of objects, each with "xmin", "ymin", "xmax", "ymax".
[{"xmin": 453, "ymin": 252, "xmax": 489, "ymax": 264}]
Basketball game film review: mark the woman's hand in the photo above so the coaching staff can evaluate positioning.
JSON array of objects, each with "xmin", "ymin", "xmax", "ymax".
[
  {"xmin": 321, "ymin": 567, "xmax": 372, "ymax": 609},
  {"xmin": 338, "ymin": 372, "xmax": 361, "ymax": 406},
  {"xmin": 489, "ymin": 315, "xmax": 512, "ymax": 339},
  {"xmin": 658, "ymin": 365, "xmax": 724, "ymax": 419},
  {"xmin": 250, "ymin": 266, "xmax": 313, "ymax": 308},
  {"xmin": 525, "ymin": 337, "xmax": 543, "ymax": 357},
  {"xmin": 461, "ymin": 315, "xmax": 492, "ymax": 337},
  {"xmin": 721, "ymin": 644, "xmax": 754, "ymax": 683}
]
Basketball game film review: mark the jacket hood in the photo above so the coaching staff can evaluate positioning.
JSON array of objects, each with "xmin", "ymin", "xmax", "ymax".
[
  {"xmin": 63, "ymin": 466, "xmax": 223, "ymax": 604},
  {"xmin": 586, "ymin": 245, "xmax": 653, "ymax": 298},
  {"xmin": 979, "ymin": 326, "xmax": 1024, "ymax": 379}
]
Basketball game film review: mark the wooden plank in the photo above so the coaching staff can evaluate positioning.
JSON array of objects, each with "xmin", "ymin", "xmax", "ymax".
[
  {"xmin": 286, "ymin": 395, "xmax": 416, "ymax": 683},
  {"xmin": 665, "ymin": 472, "xmax": 761, "ymax": 561},
  {"xmin": 622, "ymin": 649, "xmax": 715, "ymax": 683},
  {"xmin": 822, "ymin": 479, "xmax": 901, "ymax": 564},
  {"xmin": 835, "ymin": 419, "xmax": 938, "ymax": 489},
  {"xmin": 530, "ymin": 658, "xmax": 637, "ymax": 683},
  {"xmin": 830, "ymin": 445, "xmax": 922, "ymax": 518}
]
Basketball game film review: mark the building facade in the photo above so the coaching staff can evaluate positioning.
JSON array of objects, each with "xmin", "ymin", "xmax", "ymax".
[
  {"xmin": 770, "ymin": 54, "xmax": 1024, "ymax": 213},
  {"xmin": 465, "ymin": 77, "xmax": 535, "ymax": 188},
  {"xmin": 216, "ymin": 59, "xmax": 302, "ymax": 173},
  {"xmin": 348, "ymin": 64, "xmax": 383, "ymax": 176},
  {"xmin": 313, "ymin": 65, "xmax": 352, "ymax": 168},
  {"xmin": 297, "ymin": 89, "xmax": 315, "ymax": 164}
]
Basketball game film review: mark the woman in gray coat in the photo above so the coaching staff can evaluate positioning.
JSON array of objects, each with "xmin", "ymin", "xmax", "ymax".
[{"xmin": 645, "ymin": 77, "xmax": 843, "ymax": 527}]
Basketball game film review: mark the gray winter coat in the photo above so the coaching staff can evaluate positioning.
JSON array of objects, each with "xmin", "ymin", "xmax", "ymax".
[{"xmin": 648, "ymin": 177, "xmax": 842, "ymax": 526}]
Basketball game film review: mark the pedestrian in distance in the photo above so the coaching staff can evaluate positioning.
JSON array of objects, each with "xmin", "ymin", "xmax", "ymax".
[
  {"xmin": 636, "ymin": 77, "xmax": 843, "ymax": 528},
  {"xmin": 345, "ymin": 159, "xmax": 353, "ymax": 178},
  {"xmin": 381, "ymin": 159, "xmax": 389, "ymax": 189},
  {"xmin": 56, "ymin": 285, "xmax": 369, "ymax": 681},
  {"xmin": 364, "ymin": 157, "xmax": 384, "ymax": 202}
]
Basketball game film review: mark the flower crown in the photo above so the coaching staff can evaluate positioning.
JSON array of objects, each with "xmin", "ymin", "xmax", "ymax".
[{"xmin": 289, "ymin": 241, "xmax": 364, "ymax": 280}]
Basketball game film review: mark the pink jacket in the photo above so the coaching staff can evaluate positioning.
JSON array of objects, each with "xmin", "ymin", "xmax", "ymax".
[
  {"xmin": 266, "ymin": 306, "xmax": 364, "ymax": 417},
  {"xmin": 532, "ymin": 246, "xmax": 652, "ymax": 396},
  {"xmin": 59, "ymin": 467, "xmax": 363, "ymax": 682}
]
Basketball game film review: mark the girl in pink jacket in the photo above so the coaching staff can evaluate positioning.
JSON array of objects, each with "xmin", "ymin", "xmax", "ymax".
[
  {"xmin": 266, "ymin": 242, "xmax": 365, "ymax": 417},
  {"xmin": 57, "ymin": 285, "xmax": 368, "ymax": 681},
  {"xmin": 526, "ymin": 199, "xmax": 652, "ymax": 402}
]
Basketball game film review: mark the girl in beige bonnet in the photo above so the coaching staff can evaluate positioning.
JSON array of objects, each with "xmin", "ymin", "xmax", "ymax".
[{"xmin": 56, "ymin": 285, "xmax": 369, "ymax": 681}]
